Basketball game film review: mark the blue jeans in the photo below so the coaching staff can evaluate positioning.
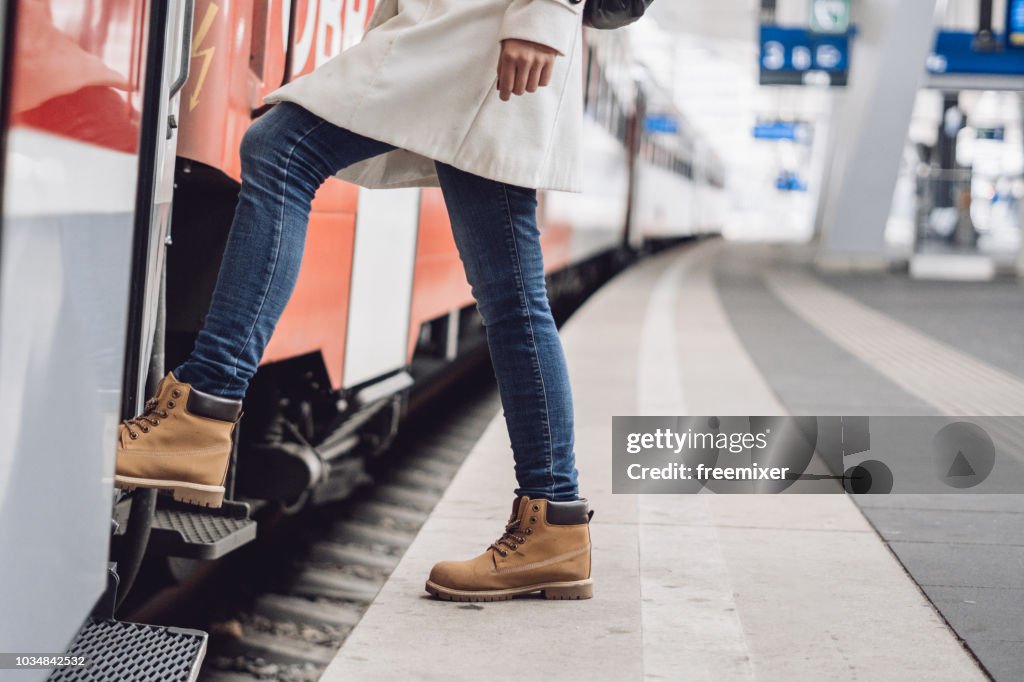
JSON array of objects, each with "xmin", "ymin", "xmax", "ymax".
[{"xmin": 174, "ymin": 102, "xmax": 579, "ymax": 501}]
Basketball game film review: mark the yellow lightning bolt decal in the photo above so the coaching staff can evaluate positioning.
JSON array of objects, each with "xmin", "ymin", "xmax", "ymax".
[{"xmin": 188, "ymin": 2, "xmax": 219, "ymax": 112}]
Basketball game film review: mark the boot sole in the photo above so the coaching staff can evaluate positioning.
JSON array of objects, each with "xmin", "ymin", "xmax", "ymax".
[
  {"xmin": 424, "ymin": 578, "xmax": 593, "ymax": 602},
  {"xmin": 114, "ymin": 475, "xmax": 225, "ymax": 508}
]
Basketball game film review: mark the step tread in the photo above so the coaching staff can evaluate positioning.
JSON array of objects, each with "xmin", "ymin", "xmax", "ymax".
[
  {"xmin": 149, "ymin": 499, "xmax": 257, "ymax": 560},
  {"xmin": 48, "ymin": 618, "xmax": 207, "ymax": 682}
]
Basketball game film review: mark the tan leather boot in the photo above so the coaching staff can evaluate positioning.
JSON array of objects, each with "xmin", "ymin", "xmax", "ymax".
[
  {"xmin": 114, "ymin": 372, "xmax": 242, "ymax": 508},
  {"xmin": 425, "ymin": 496, "xmax": 593, "ymax": 602}
]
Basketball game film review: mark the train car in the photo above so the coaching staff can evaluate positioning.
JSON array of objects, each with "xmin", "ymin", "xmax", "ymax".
[
  {"xmin": 693, "ymin": 142, "xmax": 727, "ymax": 235},
  {"xmin": 542, "ymin": 29, "xmax": 636, "ymax": 260},
  {"xmin": 0, "ymin": 2, "xmax": 721, "ymax": 678},
  {"xmin": 630, "ymin": 74, "xmax": 726, "ymax": 243}
]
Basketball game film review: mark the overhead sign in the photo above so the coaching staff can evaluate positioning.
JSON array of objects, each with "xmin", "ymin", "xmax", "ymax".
[
  {"xmin": 760, "ymin": 26, "xmax": 850, "ymax": 87},
  {"xmin": 809, "ymin": 0, "xmax": 851, "ymax": 34},
  {"xmin": 1010, "ymin": 0, "xmax": 1024, "ymax": 46},
  {"xmin": 645, "ymin": 115, "xmax": 679, "ymax": 134},
  {"xmin": 976, "ymin": 126, "xmax": 1005, "ymax": 141},
  {"xmin": 927, "ymin": 30, "xmax": 1024, "ymax": 76},
  {"xmin": 776, "ymin": 170, "xmax": 807, "ymax": 192},
  {"xmin": 752, "ymin": 121, "xmax": 812, "ymax": 143}
]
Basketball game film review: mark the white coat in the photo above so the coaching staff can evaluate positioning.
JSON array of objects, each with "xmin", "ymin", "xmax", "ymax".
[{"xmin": 263, "ymin": 0, "xmax": 585, "ymax": 192}]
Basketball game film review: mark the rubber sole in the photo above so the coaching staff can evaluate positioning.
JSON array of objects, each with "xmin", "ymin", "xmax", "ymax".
[
  {"xmin": 425, "ymin": 578, "xmax": 593, "ymax": 602},
  {"xmin": 114, "ymin": 475, "xmax": 225, "ymax": 508}
]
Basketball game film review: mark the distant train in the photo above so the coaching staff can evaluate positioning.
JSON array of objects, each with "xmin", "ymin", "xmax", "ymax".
[{"xmin": 0, "ymin": 1, "xmax": 723, "ymax": 678}]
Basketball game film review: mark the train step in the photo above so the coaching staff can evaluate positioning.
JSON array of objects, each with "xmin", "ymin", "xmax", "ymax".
[
  {"xmin": 48, "ymin": 618, "xmax": 207, "ymax": 682},
  {"xmin": 147, "ymin": 498, "xmax": 257, "ymax": 560}
]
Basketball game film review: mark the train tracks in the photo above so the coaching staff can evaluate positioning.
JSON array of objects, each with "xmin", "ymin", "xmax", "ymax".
[{"xmin": 192, "ymin": 376, "xmax": 501, "ymax": 682}]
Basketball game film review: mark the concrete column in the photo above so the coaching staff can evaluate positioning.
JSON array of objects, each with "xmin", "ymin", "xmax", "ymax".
[
  {"xmin": 815, "ymin": 0, "xmax": 940, "ymax": 270},
  {"xmin": 811, "ymin": 91, "xmax": 845, "ymax": 240},
  {"xmin": 1017, "ymin": 93, "xmax": 1024, "ymax": 277}
]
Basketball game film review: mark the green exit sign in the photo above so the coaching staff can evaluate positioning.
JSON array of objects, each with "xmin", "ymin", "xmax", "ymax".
[{"xmin": 809, "ymin": 0, "xmax": 850, "ymax": 34}]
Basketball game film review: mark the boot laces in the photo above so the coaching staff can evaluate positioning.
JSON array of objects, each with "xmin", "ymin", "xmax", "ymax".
[
  {"xmin": 489, "ymin": 520, "xmax": 527, "ymax": 558},
  {"xmin": 123, "ymin": 396, "xmax": 170, "ymax": 440}
]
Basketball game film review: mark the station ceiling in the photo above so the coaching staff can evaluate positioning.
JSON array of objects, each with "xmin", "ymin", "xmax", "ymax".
[{"xmin": 649, "ymin": 0, "xmax": 758, "ymax": 41}]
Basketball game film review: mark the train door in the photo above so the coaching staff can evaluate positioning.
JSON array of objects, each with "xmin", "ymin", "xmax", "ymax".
[
  {"xmin": 123, "ymin": 0, "xmax": 195, "ymax": 413},
  {"xmin": 0, "ymin": 0, "xmax": 150, "ymax": 671}
]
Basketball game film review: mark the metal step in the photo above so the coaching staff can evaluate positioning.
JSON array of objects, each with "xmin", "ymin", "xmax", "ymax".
[
  {"xmin": 48, "ymin": 619, "xmax": 207, "ymax": 682},
  {"xmin": 148, "ymin": 498, "xmax": 257, "ymax": 560}
]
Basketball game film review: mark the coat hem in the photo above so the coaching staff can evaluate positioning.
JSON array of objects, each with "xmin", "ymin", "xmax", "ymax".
[{"xmin": 263, "ymin": 94, "xmax": 582, "ymax": 194}]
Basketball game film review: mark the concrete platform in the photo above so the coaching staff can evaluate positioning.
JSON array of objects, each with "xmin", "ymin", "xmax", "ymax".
[{"xmin": 321, "ymin": 241, "xmax": 996, "ymax": 681}]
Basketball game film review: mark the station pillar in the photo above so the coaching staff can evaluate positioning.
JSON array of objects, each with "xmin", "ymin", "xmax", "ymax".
[{"xmin": 815, "ymin": 0, "xmax": 939, "ymax": 270}]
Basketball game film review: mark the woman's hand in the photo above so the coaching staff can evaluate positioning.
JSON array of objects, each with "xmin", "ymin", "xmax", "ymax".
[{"xmin": 497, "ymin": 39, "xmax": 558, "ymax": 102}]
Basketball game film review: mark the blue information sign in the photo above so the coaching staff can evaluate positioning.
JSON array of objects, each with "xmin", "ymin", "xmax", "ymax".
[
  {"xmin": 929, "ymin": 31, "xmax": 1024, "ymax": 75},
  {"xmin": 1010, "ymin": 0, "xmax": 1024, "ymax": 46},
  {"xmin": 759, "ymin": 25, "xmax": 851, "ymax": 86},
  {"xmin": 645, "ymin": 115, "xmax": 679, "ymax": 134},
  {"xmin": 752, "ymin": 121, "xmax": 812, "ymax": 142}
]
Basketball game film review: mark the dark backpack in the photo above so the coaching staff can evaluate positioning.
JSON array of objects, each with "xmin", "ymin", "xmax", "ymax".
[{"xmin": 580, "ymin": 0, "xmax": 655, "ymax": 30}]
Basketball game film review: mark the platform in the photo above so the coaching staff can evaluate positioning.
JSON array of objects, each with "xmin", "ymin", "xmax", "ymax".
[{"xmin": 320, "ymin": 240, "xmax": 1024, "ymax": 681}]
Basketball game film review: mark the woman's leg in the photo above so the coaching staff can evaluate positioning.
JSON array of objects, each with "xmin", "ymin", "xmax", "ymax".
[
  {"xmin": 433, "ymin": 161, "xmax": 579, "ymax": 502},
  {"xmin": 174, "ymin": 103, "xmax": 394, "ymax": 398},
  {"xmin": 117, "ymin": 103, "xmax": 394, "ymax": 507}
]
